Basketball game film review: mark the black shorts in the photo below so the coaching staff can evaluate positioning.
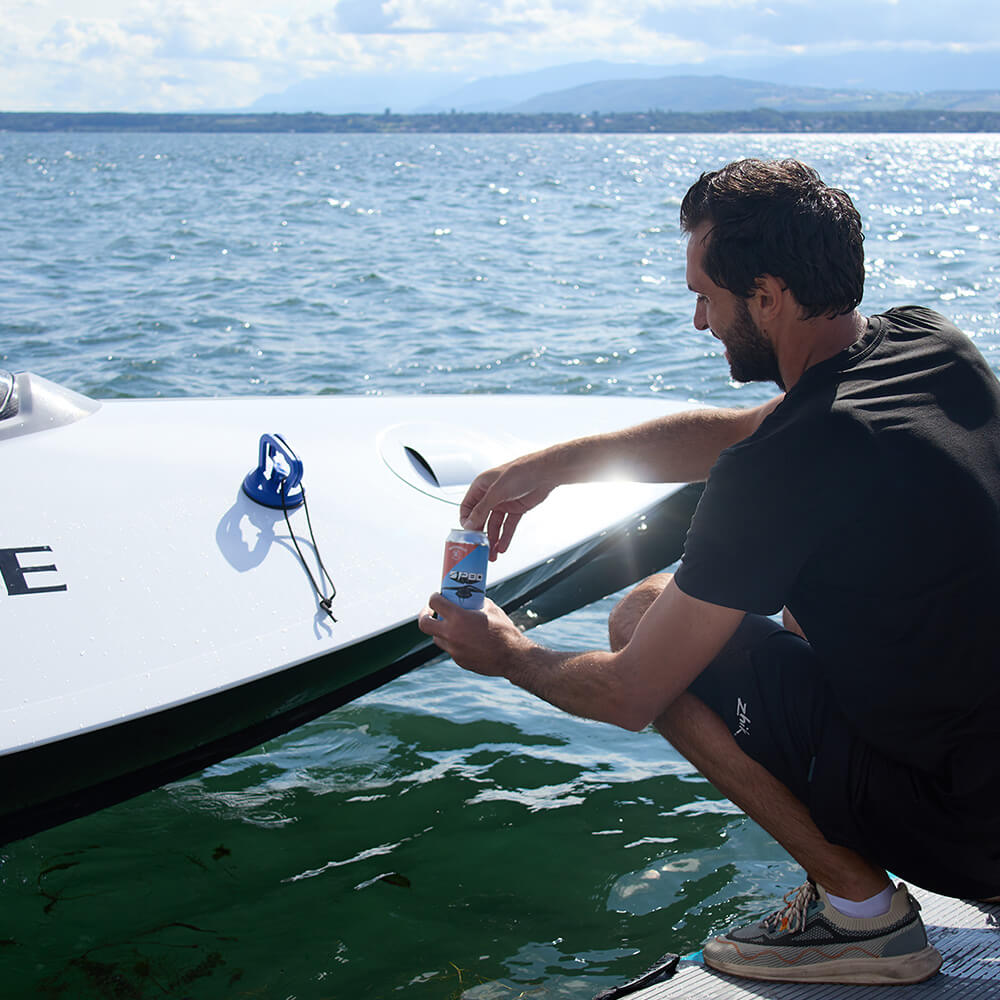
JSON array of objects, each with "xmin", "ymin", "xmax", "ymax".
[{"xmin": 687, "ymin": 614, "xmax": 1000, "ymax": 900}]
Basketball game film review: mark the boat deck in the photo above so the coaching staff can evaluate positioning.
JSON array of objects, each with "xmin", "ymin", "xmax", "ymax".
[{"xmin": 625, "ymin": 886, "xmax": 999, "ymax": 999}]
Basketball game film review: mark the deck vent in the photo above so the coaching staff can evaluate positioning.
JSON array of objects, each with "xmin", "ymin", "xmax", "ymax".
[{"xmin": 378, "ymin": 421, "xmax": 520, "ymax": 503}]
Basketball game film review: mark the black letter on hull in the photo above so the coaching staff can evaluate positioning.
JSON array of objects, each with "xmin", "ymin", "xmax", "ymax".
[{"xmin": 0, "ymin": 546, "xmax": 68, "ymax": 596}]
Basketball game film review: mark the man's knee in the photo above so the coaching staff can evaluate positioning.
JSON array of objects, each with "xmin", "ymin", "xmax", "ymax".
[{"xmin": 608, "ymin": 572, "xmax": 672, "ymax": 651}]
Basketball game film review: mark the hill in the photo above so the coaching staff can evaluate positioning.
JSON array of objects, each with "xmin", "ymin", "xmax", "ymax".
[
  {"xmin": 247, "ymin": 57, "xmax": 1000, "ymax": 117},
  {"xmin": 509, "ymin": 75, "xmax": 1000, "ymax": 114}
]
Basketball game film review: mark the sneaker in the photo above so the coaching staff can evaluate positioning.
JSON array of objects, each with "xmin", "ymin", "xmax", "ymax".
[{"xmin": 702, "ymin": 881, "xmax": 942, "ymax": 984}]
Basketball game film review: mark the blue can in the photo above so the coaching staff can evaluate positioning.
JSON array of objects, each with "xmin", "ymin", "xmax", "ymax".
[{"xmin": 440, "ymin": 528, "xmax": 489, "ymax": 610}]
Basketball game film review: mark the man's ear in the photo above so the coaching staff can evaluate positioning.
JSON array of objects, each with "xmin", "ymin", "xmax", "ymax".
[{"xmin": 749, "ymin": 274, "xmax": 787, "ymax": 325}]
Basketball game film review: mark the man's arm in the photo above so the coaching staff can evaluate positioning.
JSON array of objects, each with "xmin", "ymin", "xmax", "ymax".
[
  {"xmin": 462, "ymin": 395, "xmax": 783, "ymax": 557},
  {"xmin": 538, "ymin": 395, "xmax": 784, "ymax": 485},
  {"xmin": 418, "ymin": 577, "xmax": 745, "ymax": 731}
]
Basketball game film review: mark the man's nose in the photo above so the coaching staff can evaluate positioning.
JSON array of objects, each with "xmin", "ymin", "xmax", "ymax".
[{"xmin": 693, "ymin": 299, "xmax": 708, "ymax": 331}]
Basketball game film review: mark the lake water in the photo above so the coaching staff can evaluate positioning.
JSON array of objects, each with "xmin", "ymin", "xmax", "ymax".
[{"xmin": 1, "ymin": 131, "xmax": 998, "ymax": 999}]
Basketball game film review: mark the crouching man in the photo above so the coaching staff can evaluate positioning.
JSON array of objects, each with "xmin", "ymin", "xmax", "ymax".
[{"xmin": 420, "ymin": 158, "xmax": 1000, "ymax": 985}]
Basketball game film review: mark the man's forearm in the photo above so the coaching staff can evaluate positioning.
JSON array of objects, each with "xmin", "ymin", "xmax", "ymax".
[
  {"xmin": 542, "ymin": 396, "xmax": 782, "ymax": 486},
  {"xmin": 420, "ymin": 578, "xmax": 745, "ymax": 736},
  {"xmin": 500, "ymin": 638, "xmax": 657, "ymax": 733},
  {"xmin": 460, "ymin": 397, "xmax": 782, "ymax": 548}
]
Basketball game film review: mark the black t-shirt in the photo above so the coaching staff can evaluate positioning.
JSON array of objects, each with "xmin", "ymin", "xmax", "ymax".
[{"xmin": 676, "ymin": 306, "xmax": 1000, "ymax": 793}]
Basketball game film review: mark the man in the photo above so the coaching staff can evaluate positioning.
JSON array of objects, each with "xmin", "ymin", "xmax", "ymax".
[{"xmin": 418, "ymin": 158, "xmax": 1000, "ymax": 986}]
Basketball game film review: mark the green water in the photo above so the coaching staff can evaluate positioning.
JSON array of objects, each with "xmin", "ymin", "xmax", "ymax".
[{"xmin": 0, "ymin": 604, "xmax": 800, "ymax": 999}]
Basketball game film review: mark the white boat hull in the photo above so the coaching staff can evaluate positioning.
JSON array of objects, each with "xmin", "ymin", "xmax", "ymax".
[{"xmin": 0, "ymin": 374, "xmax": 702, "ymax": 841}]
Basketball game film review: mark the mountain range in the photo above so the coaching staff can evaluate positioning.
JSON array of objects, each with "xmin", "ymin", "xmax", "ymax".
[
  {"xmin": 507, "ymin": 75, "xmax": 1000, "ymax": 114},
  {"xmin": 247, "ymin": 55, "xmax": 1000, "ymax": 116}
]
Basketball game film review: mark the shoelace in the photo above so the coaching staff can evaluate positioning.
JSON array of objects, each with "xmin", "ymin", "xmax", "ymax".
[{"xmin": 761, "ymin": 881, "xmax": 818, "ymax": 935}]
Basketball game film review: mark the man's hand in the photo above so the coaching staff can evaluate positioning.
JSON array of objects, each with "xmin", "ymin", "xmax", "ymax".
[
  {"xmin": 460, "ymin": 456, "xmax": 556, "ymax": 560},
  {"xmin": 418, "ymin": 594, "xmax": 528, "ymax": 675}
]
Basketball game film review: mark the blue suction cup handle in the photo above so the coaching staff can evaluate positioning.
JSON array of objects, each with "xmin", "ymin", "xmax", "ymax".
[{"xmin": 242, "ymin": 433, "xmax": 305, "ymax": 509}]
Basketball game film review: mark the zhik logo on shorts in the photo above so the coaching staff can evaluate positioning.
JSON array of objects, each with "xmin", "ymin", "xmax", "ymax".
[{"xmin": 733, "ymin": 697, "xmax": 751, "ymax": 737}]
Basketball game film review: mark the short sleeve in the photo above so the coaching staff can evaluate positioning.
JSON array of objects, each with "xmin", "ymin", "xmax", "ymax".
[{"xmin": 675, "ymin": 405, "xmax": 871, "ymax": 614}]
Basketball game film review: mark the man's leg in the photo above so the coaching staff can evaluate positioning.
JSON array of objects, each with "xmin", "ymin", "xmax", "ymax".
[
  {"xmin": 608, "ymin": 576, "xmax": 942, "ymax": 984},
  {"xmin": 656, "ymin": 692, "xmax": 889, "ymax": 899},
  {"xmin": 609, "ymin": 574, "xmax": 887, "ymax": 899}
]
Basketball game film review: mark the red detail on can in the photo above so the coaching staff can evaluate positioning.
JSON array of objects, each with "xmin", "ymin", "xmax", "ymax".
[{"xmin": 443, "ymin": 542, "xmax": 478, "ymax": 575}]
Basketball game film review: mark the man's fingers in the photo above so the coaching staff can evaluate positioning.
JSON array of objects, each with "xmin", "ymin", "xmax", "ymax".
[
  {"xmin": 418, "ymin": 595, "xmax": 452, "ymax": 641},
  {"xmin": 494, "ymin": 511, "xmax": 522, "ymax": 557},
  {"xmin": 484, "ymin": 509, "xmax": 504, "ymax": 557},
  {"xmin": 462, "ymin": 501, "xmax": 488, "ymax": 532},
  {"xmin": 460, "ymin": 470, "xmax": 502, "ymax": 529},
  {"xmin": 460, "ymin": 491, "xmax": 487, "ymax": 531},
  {"xmin": 461, "ymin": 468, "xmax": 555, "ymax": 551},
  {"xmin": 417, "ymin": 606, "xmax": 437, "ymax": 635},
  {"xmin": 483, "ymin": 509, "xmax": 521, "ymax": 559}
]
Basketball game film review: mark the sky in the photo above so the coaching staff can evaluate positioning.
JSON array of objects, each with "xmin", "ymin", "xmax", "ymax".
[{"xmin": 3, "ymin": 0, "xmax": 999, "ymax": 112}]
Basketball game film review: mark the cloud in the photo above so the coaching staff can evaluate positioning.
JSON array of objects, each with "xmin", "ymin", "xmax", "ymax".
[
  {"xmin": 335, "ymin": 0, "xmax": 397, "ymax": 34},
  {"xmin": 332, "ymin": 0, "xmax": 550, "ymax": 36},
  {"xmin": 2, "ymin": 9, "xmax": 274, "ymax": 109},
  {"xmin": 637, "ymin": 0, "xmax": 1000, "ymax": 49},
  {"xmin": 2, "ymin": 0, "xmax": 998, "ymax": 111},
  {"xmin": 37, "ymin": 16, "xmax": 144, "ymax": 63}
]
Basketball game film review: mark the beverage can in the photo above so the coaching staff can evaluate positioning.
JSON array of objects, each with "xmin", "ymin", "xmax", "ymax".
[{"xmin": 440, "ymin": 528, "xmax": 489, "ymax": 610}]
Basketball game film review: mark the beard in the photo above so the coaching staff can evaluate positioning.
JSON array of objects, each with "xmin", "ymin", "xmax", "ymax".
[{"xmin": 719, "ymin": 297, "xmax": 784, "ymax": 389}]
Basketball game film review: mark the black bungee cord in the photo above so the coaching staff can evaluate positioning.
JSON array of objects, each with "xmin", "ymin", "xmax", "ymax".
[{"xmin": 279, "ymin": 479, "xmax": 337, "ymax": 621}]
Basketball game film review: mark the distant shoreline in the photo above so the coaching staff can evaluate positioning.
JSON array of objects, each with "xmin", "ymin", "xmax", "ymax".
[{"xmin": 2, "ymin": 109, "xmax": 1000, "ymax": 134}]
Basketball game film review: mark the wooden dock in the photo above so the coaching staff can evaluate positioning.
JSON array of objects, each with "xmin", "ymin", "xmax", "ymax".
[{"xmin": 621, "ymin": 886, "xmax": 999, "ymax": 999}]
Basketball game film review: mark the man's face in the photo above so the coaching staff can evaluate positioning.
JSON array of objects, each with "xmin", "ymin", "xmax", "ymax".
[{"xmin": 685, "ymin": 225, "xmax": 783, "ymax": 388}]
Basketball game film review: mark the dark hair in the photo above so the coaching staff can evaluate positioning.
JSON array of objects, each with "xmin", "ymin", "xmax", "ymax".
[{"xmin": 680, "ymin": 158, "xmax": 864, "ymax": 319}]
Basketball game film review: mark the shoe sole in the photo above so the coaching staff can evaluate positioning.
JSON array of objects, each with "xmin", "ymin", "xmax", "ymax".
[{"xmin": 703, "ymin": 941, "xmax": 943, "ymax": 985}]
